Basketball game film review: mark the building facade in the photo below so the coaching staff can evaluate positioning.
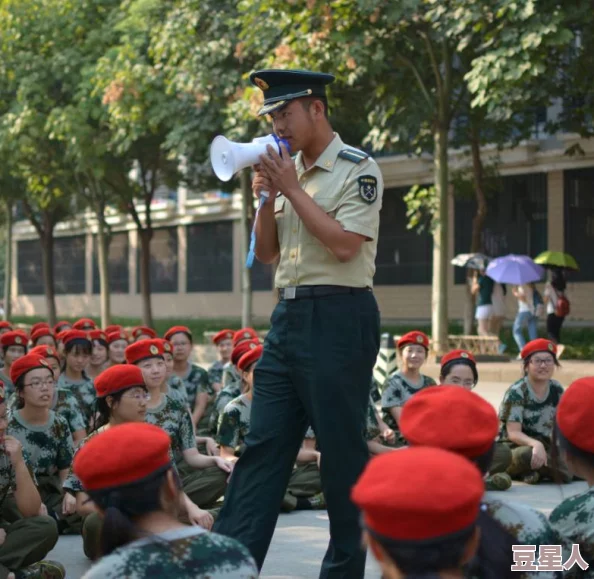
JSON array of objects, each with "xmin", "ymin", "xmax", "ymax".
[{"xmin": 11, "ymin": 134, "xmax": 594, "ymax": 322}]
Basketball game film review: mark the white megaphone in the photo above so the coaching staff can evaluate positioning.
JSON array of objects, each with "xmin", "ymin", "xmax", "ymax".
[{"xmin": 210, "ymin": 134, "xmax": 290, "ymax": 182}]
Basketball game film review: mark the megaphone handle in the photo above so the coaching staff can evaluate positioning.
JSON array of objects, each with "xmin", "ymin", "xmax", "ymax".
[{"xmin": 246, "ymin": 194, "xmax": 268, "ymax": 269}]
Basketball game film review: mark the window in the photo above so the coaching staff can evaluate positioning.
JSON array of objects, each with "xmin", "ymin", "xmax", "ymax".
[
  {"xmin": 54, "ymin": 236, "xmax": 86, "ymax": 294},
  {"xmin": 375, "ymin": 187, "xmax": 433, "ymax": 285},
  {"xmin": 187, "ymin": 221, "xmax": 233, "ymax": 292},
  {"xmin": 92, "ymin": 232, "xmax": 130, "ymax": 294},
  {"xmin": 136, "ymin": 227, "xmax": 178, "ymax": 293},
  {"xmin": 454, "ymin": 173, "xmax": 548, "ymax": 284},
  {"xmin": 564, "ymin": 168, "xmax": 594, "ymax": 281},
  {"xmin": 17, "ymin": 239, "xmax": 44, "ymax": 295}
]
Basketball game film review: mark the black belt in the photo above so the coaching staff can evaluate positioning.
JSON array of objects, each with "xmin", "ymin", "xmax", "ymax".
[{"xmin": 278, "ymin": 285, "xmax": 371, "ymax": 300}]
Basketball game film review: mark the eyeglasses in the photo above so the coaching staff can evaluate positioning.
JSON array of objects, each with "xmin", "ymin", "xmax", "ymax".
[
  {"xmin": 448, "ymin": 378, "xmax": 476, "ymax": 389},
  {"xmin": 24, "ymin": 378, "xmax": 55, "ymax": 389},
  {"xmin": 121, "ymin": 392, "xmax": 151, "ymax": 401},
  {"xmin": 530, "ymin": 358, "xmax": 555, "ymax": 367}
]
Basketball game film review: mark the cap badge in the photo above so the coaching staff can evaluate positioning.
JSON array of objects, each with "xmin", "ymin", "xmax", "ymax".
[
  {"xmin": 249, "ymin": 343, "xmax": 257, "ymax": 350},
  {"xmin": 164, "ymin": 343, "xmax": 171, "ymax": 352},
  {"xmin": 244, "ymin": 332, "xmax": 251, "ymax": 338},
  {"xmin": 149, "ymin": 345, "xmax": 159, "ymax": 355},
  {"xmin": 416, "ymin": 335, "xmax": 424, "ymax": 344},
  {"xmin": 253, "ymin": 77, "xmax": 269, "ymax": 90},
  {"xmin": 15, "ymin": 336, "xmax": 22, "ymax": 345},
  {"xmin": 46, "ymin": 347, "xmax": 52, "ymax": 355},
  {"xmin": 100, "ymin": 334, "xmax": 106, "ymax": 341},
  {"xmin": 548, "ymin": 342, "xmax": 554, "ymax": 351},
  {"xmin": 226, "ymin": 332, "xmax": 233, "ymax": 339},
  {"xmin": 460, "ymin": 352, "xmax": 469, "ymax": 359}
]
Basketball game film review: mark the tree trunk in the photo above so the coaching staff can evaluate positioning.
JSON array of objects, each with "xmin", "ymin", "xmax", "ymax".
[
  {"xmin": 96, "ymin": 208, "xmax": 111, "ymax": 328},
  {"xmin": 3, "ymin": 201, "xmax": 12, "ymax": 321},
  {"xmin": 431, "ymin": 125, "xmax": 450, "ymax": 355},
  {"xmin": 40, "ymin": 229, "xmax": 57, "ymax": 327},
  {"xmin": 138, "ymin": 228, "xmax": 153, "ymax": 327},
  {"xmin": 240, "ymin": 168, "xmax": 253, "ymax": 328}
]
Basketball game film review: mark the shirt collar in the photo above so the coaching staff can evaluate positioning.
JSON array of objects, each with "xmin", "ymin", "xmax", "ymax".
[{"xmin": 295, "ymin": 133, "xmax": 344, "ymax": 175}]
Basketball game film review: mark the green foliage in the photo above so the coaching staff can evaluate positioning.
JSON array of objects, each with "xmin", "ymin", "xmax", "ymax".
[{"xmin": 404, "ymin": 184, "xmax": 438, "ymax": 233}]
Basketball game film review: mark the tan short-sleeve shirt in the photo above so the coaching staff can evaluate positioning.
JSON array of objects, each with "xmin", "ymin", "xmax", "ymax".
[{"xmin": 274, "ymin": 134, "xmax": 384, "ymax": 289}]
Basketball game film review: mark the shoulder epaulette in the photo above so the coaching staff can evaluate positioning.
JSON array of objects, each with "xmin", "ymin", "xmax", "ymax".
[{"xmin": 338, "ymin": 148, "xmax": 369, "ymax": 164}]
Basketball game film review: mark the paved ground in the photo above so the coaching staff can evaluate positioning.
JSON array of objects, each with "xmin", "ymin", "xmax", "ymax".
[{"xmin": 48, "ymin": 381, "xmax": 590, "ymax": 578}]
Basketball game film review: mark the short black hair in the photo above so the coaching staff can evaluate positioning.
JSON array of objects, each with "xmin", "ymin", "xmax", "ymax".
[
  {"xmin": 300, "ymin": 95, "xmax": 329, "ymax": 118},
  {"xmin": 439, "ymin": 359, "xmax": 478, "ymax": 385}
]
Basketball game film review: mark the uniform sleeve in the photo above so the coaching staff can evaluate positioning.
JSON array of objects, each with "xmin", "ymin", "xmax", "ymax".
[
  {"xmin": 217, "ymin": 407, "xmax": 241, "ymax": 449},
  {"xmin": 57, "ymin": 424, "xmax": 75, "ymax": 471},
  {"xmin": 498, "ymin": 388, "xmax": 524, "ymax": 425},
  {"xmin": 194, "ymin": 366, "xmax": 213, "ymax": 396},
  {"xmin": 63, "ymin": 465, "xmax": 82, "ymax": 494},
  {"xmin": 334, "ymin": 160, "xmax": 383, "ymax": 241},
  {"xmin": 365, "ymin": 400, "xmax": 381, "ymax": 441},
  {"xmin": 381, "ymin": 376, "xmax": 403, "ymax": 409},
  {"xmin": 178, "ymin": 408, "xmax": 196, "ymax": 452}
]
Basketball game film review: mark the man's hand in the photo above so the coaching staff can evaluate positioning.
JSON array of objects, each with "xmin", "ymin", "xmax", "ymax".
[
  {"xmin": 62, "ymin": 493, "xmax": 77, "ymax": 516},
  {"xmin": 259, "ymin": 143, "xmax": 300, "ymax": 198},
  {"xmin": 531, "ymin": 442, "xmax": 547, "ymax": 470},
  {"xmin": 205, "ymin": 438, "xmax": 220, "ymax": 457},
  {"xmin": 187, "ymin": 504, "xmax": 214, "ymax": 530},
  {"xmin": 252, "ymin": 165, "xmax": 275, "ymax": 204},
  {"xmin": 3, "ymin": 436, "xmax": 25, "ymax": 467}
]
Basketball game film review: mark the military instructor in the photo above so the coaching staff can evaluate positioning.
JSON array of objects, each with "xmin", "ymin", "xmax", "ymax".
[{"xmin": 213, "ymin": 69, "xmax": 384, "ymax": 579}]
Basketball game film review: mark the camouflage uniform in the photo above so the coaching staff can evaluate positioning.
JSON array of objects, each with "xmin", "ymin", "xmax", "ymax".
[
  {"xmin": 381, "ymin": 372, "xmax": 436, "ymax": 445},
  {"xmin": 167, "ymin": 375, "xmax": 189, "ymax": 409},
  {"xmin": 208, "ymin": 360, "xmax": 226, "ymax": 387},
  {"xmin": 0, "ymin": 452, "xmax": 60, "ymax": 576},
  {"xmin": 498, "ymin": 378, "xmax": 571, "ymax": 482},
  {"xmin": 208, "ymin": 381, "xmax": 242, "ymax": 436},
  {"xmin": 146, "ymin": 395, "xmax": 226, "ymax": 510},
  {"xmin": 0, "ymin": 371, "xmax": 14, "ymax": 400},
  {"xmin": 81, "ymin": 526, "xmax": 258, "ymax": 579},
  {"xmin": 221, "ymin": 362, "xmax": 240, "ymax": 390},
  {"xmin": 549, "ymin": 487, "xmax": 594, "ymax": 576},
  {"xmin": 216, "ymin": 395, "xmax": 251, "ymax": 455},
  {"xmin": 179, "ymin": 363, "xmax": 215, "ymax": 435},
  {"xmin": 365, "ymin": 396, "xmax": 382, "ymax": 442},
  {"xmin": 57, "ymin": 373, "xmax": 96, "ymax": 428}
]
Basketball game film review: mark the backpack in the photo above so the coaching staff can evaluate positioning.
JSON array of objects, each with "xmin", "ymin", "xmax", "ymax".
[
  {"xmin": 554, "ymin": 290, "xmax": 570, "ymax": 318},
  {"xmin": 533, "ymin": 289, "xmax": 544, "ymax": 317}
]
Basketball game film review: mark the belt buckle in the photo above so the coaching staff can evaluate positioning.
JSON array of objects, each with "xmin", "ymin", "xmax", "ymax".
[{"xmin": 284, "ymin": 286, "xmax": 297, "ymax": 300}]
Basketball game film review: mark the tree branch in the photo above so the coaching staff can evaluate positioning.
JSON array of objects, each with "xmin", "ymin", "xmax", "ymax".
[
  {"xmin": 395, "ymin": 52, "xmax": 434, "ymax": 112},
  {"xmin": 442, "ymin": 38, "xmax": 453, "ymax": 122},
  {"xmin": 22, "ymin": 200, "xmax": 43, "ymax": 238},
  {"xmin": 419, "ymin": 30, "xmax": 443, "ymax": 101}
]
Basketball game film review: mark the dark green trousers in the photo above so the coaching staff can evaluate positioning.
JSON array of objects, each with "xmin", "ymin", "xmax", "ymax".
[
  {"xmin": 177, "ymin": 461, "xmax": 228, "ymax": 510},
  {"xmin": 38, "ymin": 474, "xmax": 83, "ymax": 534},
  {"xmin": 490, "ymin": 442, "xmax": 512, "ymax": 474},
  {"xmin": 82, "ymin": 512, "xmax": 103, "ymax": 561},
  {"xmin": 281, "ymin": 462, "xmax": 323, "ymax": 511},
  {"xmin": 0, "ymin": 515, "xmax": 58, "ymax": 578},
  {"xmin": 507, "ymin": 443, "xmax": 572, "ymax": 483},
  {"xmin": 213, "ymin": 290, "xmax": 380, "ymax": 578}
]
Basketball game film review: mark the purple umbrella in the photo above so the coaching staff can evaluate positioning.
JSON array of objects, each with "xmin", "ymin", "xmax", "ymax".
[{"xmin": 486, "ymin": 254, "xmax": 545, "ymax": 285}]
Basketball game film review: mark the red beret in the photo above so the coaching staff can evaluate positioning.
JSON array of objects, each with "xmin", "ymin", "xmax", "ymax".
[
  {"xmin": 400, "ymin": 386, "xmax": 498, "ymax": 458},
  {"xmin": 238, "ymin": 345, "xmax": 263, "ymax": 372},
  {"xmin": 30, "ymin": 322, "xmax": 50, "ymax": 335},
  {"xmin": 521, "ymin": 338, "xmax": 556, "ymax": 360},
  {"xmin": 88, "ymin": 330, "xmax": 108, "ymax": 343},
  {"xmin": 557, "ymin": 377, "xmax": 594, "ymax": 453},
  {"xmin": 0, "ymin": 321, "xmax": 13, "ymax": 331},
  {"xmin": 441, "ymin": 349, "xmax": 476, "ymax": 368},
  {"xmin": 62, "ymin": 330, "xmax": 91, "ymax": 348},
  {"xmin": 31, "ymin": 327, "xmax": 55, "ymax": 343},
  {"xmin": 351, "ymin": 446, "xmax": 483, "ymax": 541},
  {"xmin": 73, "ymin": 318, "xmax": 97, "ymax": 331},
  {"xmin": 107, "ymin": 330, "xmax": 129, "ymax": 344},
  {"xmin": 94, "ymin": 365, "xmax": 146, "ymax": 398},
  {"xmin": 1, "ymin": 330, "xmax": 29, "ymax": 348},
  {"xmin": 29, "ymin": 345, "xmax": 60, "ymax": 361},
  {"xmin": 53, "ymin": 321, "xmax": 72, "ymax": 334},
  {"xmin": 212, "ymin": 329, "xmax": 235, "ymax": 345},
  {"xmin": 397, "ymin": 331, "xmax": 429, "ymax": 350},
  {"xmin": 10, "ymin": 354, "xmax": 52, "ymax": 384},
  {"xmin": 163, "ymin": 326, "xmax": 192, "ymax": 342},
  {"xmin": 74, "ymin": 423, "xmax": 171, "ymax": 491},
  {"xmin": 231, "ymin": 339, "xmax": 260, "ymax": 366},
  {"xmin": 125, "ymin": 339, "xmax": 164, "ymax": 365},
  {"xmin": 233, "ymin": 328, "xmax": 259, "ymax": 347},
  {"xmin": 105, "ymin": 325, "xmax": 123, "ymax": 334},
  {"xmin": 132, "ymin": 326, "xmax": 157, "ymax": 340},
  {"xmin": 155, "ymin": 338, "xmax": 173, "ymax": 355}
]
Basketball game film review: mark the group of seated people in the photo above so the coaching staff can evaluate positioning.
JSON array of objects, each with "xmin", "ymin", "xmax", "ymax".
[{"xmin": 0, "ymin": 319, "xmax": 592, "ymax": 578}]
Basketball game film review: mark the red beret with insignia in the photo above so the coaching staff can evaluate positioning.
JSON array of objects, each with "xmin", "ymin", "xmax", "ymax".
[
  {"xmin": 10, "ymin": 354, "xmax": 52, "ymax": 385},
  {"xmin": 61, "ymin": 330, "xmax": 91, "ymax": 348},
  {"xmin": 125, "ymin": 339, "xmax": 164, "ymax": 365},
  {"xmin": 351, "ymin": 446, "xmax": 483, "ymax": 541},
  {"xmin": 132, "ymin": 326, "xmax": 157, "ymax": 340},
  {"xmin": 237, "ymin": 345, "xmax": 263, "ymax": 372},
  {"xmin": 72, "ymin": 318, "xmax": 97, "ymax": 331},
  {"xmin": 231, "ymin": 339, "xmax": 260, "ymax": 366},
  {"xmin": 400, "ymin": 386, "xmax": 498, "ymax": 458},
  {"xmin": 53, "ymin": 321, "xmax": 72, "ymax": 334},
  {"xmin": 94, "ymin": 365, "xmax": 146, "ymax": 398},
  {"xmin": 29, "ymin": 345, "xmax": 60, "ymax": 362},
  {"xmin": 107, "ymin": 330, "xmax": 129, "ymax": 344},
  {"xmin": 30, "ymin": 322, "xmax": 50, "ymax": 335},
  {"xmin": 155, "ymin": 338, "xmax": 173, "ymax": 355},
  {"xmin": 212, "ymin": 329, "xmax": 235, "ymax": 345},
  {"xmin": 520, "ymin": 338, "xmax": 556, "ymax": 360},
  {"xmin": 0, "ymin": 321, "xmax": 13, "ymax": 331},
  {"xmin": 163, "ymin": 326, "xmax": 192, "ymax": 342},
  {"xmin": 233, "ymin": 328, "xmax": 259, "ymax": 347},
  {"xmin": 88, "ymin": 330, "xmax": 108, "ymax": 344},
  {"xmin": 74, "ymin": 423, "xmax": 172, "ymax": 491},
  {"xmin": 1, "ymin": 330, "xmax": 29, "ymax": 348},
  {"xmin": 105, "ymin": 325, "xmax": 123, "ymax": 334},
  {"xmin": 557, "ymin": 377, "xmax": 594, "ymax": 454},
  {"xmin": 31, "ymin": 327, "xmax": 55, "ymax": 344},
  {"xmin": 397, "ymin": 331, "xmax": 429, "ymax": 350},
  {"xmin": 440, "ymin": 349, "xmax": 476, "ymax": 368}
]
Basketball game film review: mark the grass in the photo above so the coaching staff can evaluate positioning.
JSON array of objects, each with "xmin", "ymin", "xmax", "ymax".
[{"xmin": 9, "ymin": 315, "xmax": 594, "ymax": 360}]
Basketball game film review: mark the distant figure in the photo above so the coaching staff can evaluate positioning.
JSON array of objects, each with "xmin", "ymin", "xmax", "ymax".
[
  {"xmin": 490, "ymin": 282, "xmax": 507, "ymax": 340},
  {"xmin": 472, "ymin": 270, "xmax": 494, "ymax": 336},
  {"xmin": 511, "ymin": 283, "xmax": 538, "ymax": 355},
  {"xmin": 544, "ymin": 268, "xmax": 569, "ymax": 345}
]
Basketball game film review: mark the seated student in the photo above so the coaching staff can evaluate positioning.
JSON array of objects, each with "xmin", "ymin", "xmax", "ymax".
[
  {"xmin": 7, "ymin": 354, "xmax": 80, "ymax": 534},
  {"xmin": 126, "ymin": 340, "xmax": 231, "ymax": 513},
  {"xmin": 106, "ymin": 330, "xmax": 128, "ymax": 367},
  {"xmin": 220, "ymin": 328, "xmax": 260, "ymax": 389},
  {"xmin": 498, "ymin": 338, "xmax": 571, "ymax": 484},
  {"xmin": 208, "ymin": 330, "xmax": 234, "ymax": 393},
  {"xmin": 549, "ymin": 377, "xmax": 594, "ymax": 572},
  {"xmin": 63, "ymin": 365, "xmax": 213, "ymax": 562},
  {"xmin": 0, "ymin": 385, "xmax": 64, "ymax": 579},
  {"xmin": 0, "ymin": 331, "xmax": 28, "ymax": 399},
  {"xmin": 381, "ymin": 331, "xmax": 436, "ymax": 446},
  {"xmin": 0, "ymin": 321, "xmax": 13, "ymax": 336},
  {"xmin": 352, "ymin": 447, "xmax": 483, "ymax": 579},
  {"xmin": 157, "ymin": 339, "xmax": 189, "ymax": 408},
  {"xmin": 217, "ymin": 345, "xmax": 325, "ymax": 512},
  {"xmin": 439, "ymin": 349, "xmax": 512, "ymax": 491},
  {"xmin": 72, "ymin": 319, "xmax": 96, "ymax": 331},
  {"xmin": 73, "ymin": 423, "xmax": 258, "ymax": 579},
  {"xmin": 53, "ymin": 321, "xmax": 72, "ymax": 336},
  {"xmin": 86, "ymin": 330, "xmax": 109, "ymax": 381},
  {"xmin": 30, "ymin": 328, "xmax": 57, "ymax": 349},
  {"xmin": 132, "ymin": 326, "xmax": 157, "ymax": 342},
  {"xmin": 400, "ymin": 385, "xmax": 562, "ymax": 579},
  {"xmin": 30, "ymin": 323, "xmax": 50, "ymax": 337}
]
